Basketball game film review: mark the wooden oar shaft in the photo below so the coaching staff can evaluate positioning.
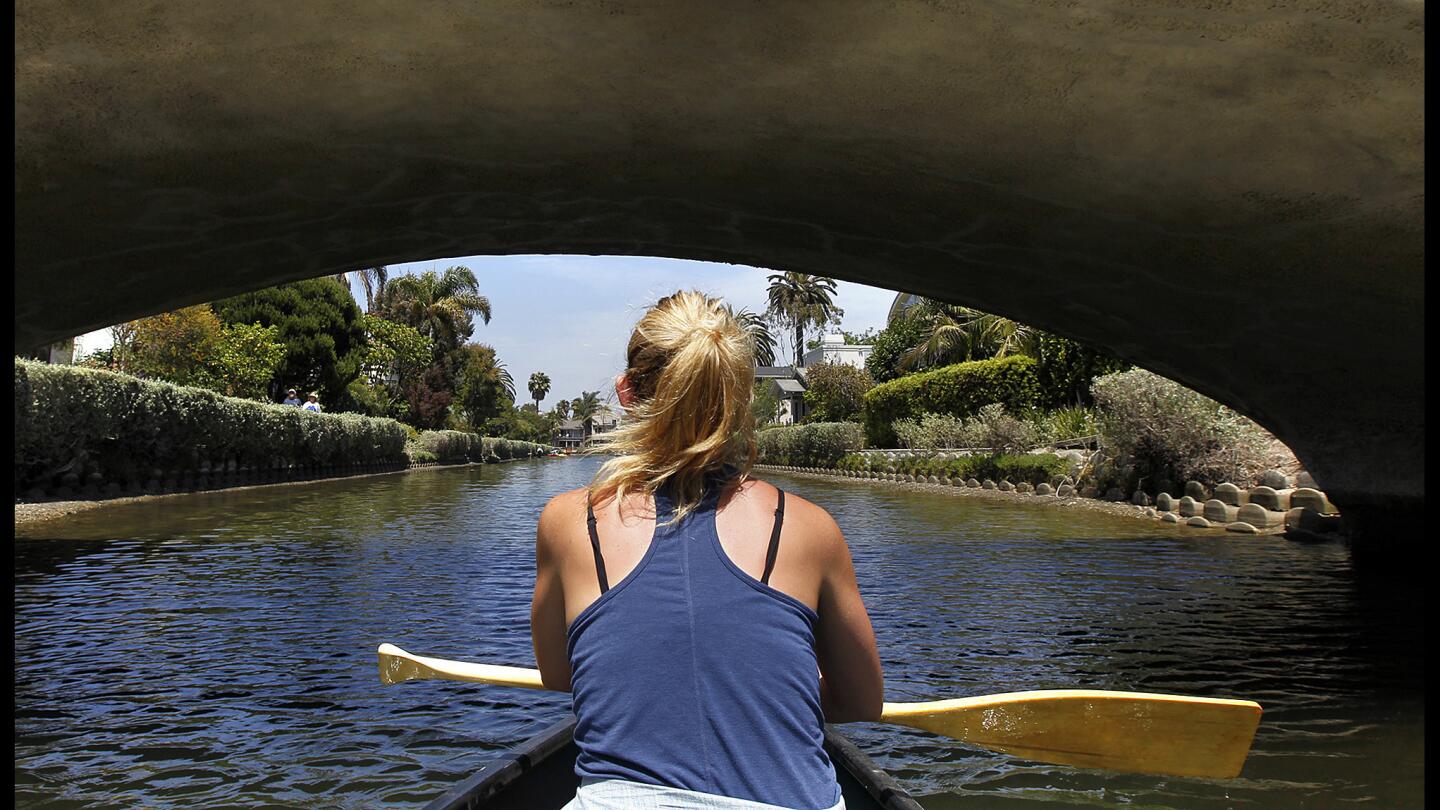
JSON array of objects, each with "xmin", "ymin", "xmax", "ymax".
[
  {"xmin": 377, "ymin": 644, "xmax": 1262, "ymax": 779},
  {"xmin": 380, "ymin": 644, "xmax": 545, "ymax": 690}
]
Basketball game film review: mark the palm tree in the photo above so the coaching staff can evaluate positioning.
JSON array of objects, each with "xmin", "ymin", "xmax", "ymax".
[
  {"xmin": 733, "ymin": 308, "xmax": 777, "ymax": 367},
  {"xmin": 380, "ymin": 266, "xmax": 493, "ymax": 358},
  {"xmin": 528, "ymin": 371, "xmax": 552, "ymax": 410},
  {"xmin": 554, "ymin": 399, "xmax": 572, "ymax": 420},
  {"xmin": 496, "ymin": 362, "xmax": 515, "ymax": 402},
  {"xmin": 573, "ymin": 390, "xmax": 603, "ymax": 441},
  {"xmin": 963, "ymin": 310, "xmax": 1040, "ymax": 359},
  {"xmin": 357, "ymin": 266, "xmax": 389, "ymax": 312},
  {"xmin": 899, "ymin": 299, "xmax": 1041, "ymax": 371},
  {"xmin": 765, "ymin": 272, "xmax": 844, "ymax": 366}
]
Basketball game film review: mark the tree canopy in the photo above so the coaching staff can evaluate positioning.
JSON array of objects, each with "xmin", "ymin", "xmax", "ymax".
[
  {"xmin": 802, "ymin": 361, "xmax": 874, "ymax": 423},
  {"xmin": 455, "ymin": 344, "xmax": 515, "ymax": 428},
  {"xmin": 214, "ymin": 277, "xmax": 366, "ymax": 405}
]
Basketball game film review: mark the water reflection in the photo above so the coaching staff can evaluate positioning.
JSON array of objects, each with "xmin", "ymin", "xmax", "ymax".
[{"xmin": 14, "ymin": 458, "xmax": 1423, "ymax": 808}]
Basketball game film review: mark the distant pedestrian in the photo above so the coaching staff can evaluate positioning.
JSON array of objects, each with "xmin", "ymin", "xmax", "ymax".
[
  {"xmin": 282, "ymin": 388, "xmax": 303, "ymax": 407},
  {"xmin": 303, "ymin": 393, "xmax": 322, "ymax": 413}
]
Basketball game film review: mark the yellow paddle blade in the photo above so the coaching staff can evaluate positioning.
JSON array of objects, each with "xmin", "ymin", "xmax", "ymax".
[
  {"xmin": 377, "ymin": 644, "xmax": 547, "ymax": 690},
  {"xmin": 881, "ymin": 690, "xmax": 1262, "ymax": 779}
]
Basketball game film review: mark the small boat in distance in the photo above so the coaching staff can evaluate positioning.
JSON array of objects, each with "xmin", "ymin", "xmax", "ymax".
[{"xmin": 423, "ymin": 718, "xmax": 923, "ymax": 810}]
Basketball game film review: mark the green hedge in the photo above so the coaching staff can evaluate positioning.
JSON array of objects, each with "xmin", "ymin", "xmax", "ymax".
[
  {"xmin": 410, "ymin": 430, "xmax": 550, "ymax": 464},
  {"xmin": 861, "ymin": 355, "xmax": 1041, "ymax": 447},
  {"xmin": 836, "ymin": 451, "xmax": 1068, "ymax": 486},
  {"xmin": 755, "ymin": 422, "xmax": 864, "ymax": 467},
  {"xmin": 15, "ymin": 359, "xmax": 409, "ymax": 492},
  {"xmin": 14, "ymin": 360, "xmax": 548, "ymax": 493}
]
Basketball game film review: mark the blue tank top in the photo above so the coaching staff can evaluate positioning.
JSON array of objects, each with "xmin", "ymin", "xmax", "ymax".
[{"xmin": 566, "ymin": 479, "xmax": 840, "ymax": 810}]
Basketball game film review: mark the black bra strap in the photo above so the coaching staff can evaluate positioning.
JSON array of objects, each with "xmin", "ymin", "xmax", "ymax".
[
  {"xmin": 586, "ymin": 497, "xmax": 610, "ymax": 594},
  {"xmin": 761, "ymin": 489, "xmax": 785, "ymax": 585}
]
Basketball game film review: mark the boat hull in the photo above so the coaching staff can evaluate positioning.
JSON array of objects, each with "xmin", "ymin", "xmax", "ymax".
[{"xmin": 424, "ymin": 719, "xmax": 923, "ymax": 810}]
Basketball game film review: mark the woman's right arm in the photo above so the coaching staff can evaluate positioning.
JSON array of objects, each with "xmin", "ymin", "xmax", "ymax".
[
  {"xmin": 531, "ymin": 494, "xmax": 574, "ymax": 692},
  {"xmin": 811, "ymin": 510, "xmax": 884, "ymax": 723}
]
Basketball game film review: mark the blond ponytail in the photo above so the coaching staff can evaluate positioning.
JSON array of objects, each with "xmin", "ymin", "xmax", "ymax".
[{"xmin": 588, "ymin": 290, "xmax": 757, "ymax": 523}]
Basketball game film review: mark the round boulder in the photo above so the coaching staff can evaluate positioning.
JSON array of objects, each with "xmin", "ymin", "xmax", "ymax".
[
  {"xmin": 1155, "ymin": 492, "xmax": 1175, "ymax": 512},
  {"xmin": 1185, "ymin": 517, "xmax": 1213, "ymax": 528},
  {"xmin": 1035, "ymin": 482, "xmax": 1054, "ymax": 496},
  {"xmin": 1237, "ymin": 502, "xmax": 1284, "ymax": 528},
  {"xmin": 966, "ymin": 478, "xmax": 981, "ymax": 488},
  {"xmin": 1259, "ymin": 469, "xmax": 1289, "ymax": 489},
  {"xmin": 1056, "ymin": 484, "xmax": 1075, "ymax": 497},
  {"xmin": 998, "ymin": 480, "xmax": 1014, "ymax": 491},
  {"xmin": 1246, "ymin": 486, "xmax": 1290, "ymax": 512},
  {"xmin": 982, "ymin": 479, "xmax": 997, "ymax": 490},
  {"xmin": 1184, "ymin": 481, "xmax": 1209, "ymax": 501},
  {"xmin": 1290, "ymin": 488, "xmax": 1338, "ymax": 515},
  {"xmin": 1161, "ymin": 512, "xmax": 1180, "ymax": 523},
  {"xmin": 1204, "ymin": 499, "xmax": 1240, "ymax": 523},
  {"xmin": 1213, "ymin": 483, "xmax": 1247, "ymax": 506},
  {"xmin": 1226, "ymin": 521, "xmax": 1260, "ymax": 534}
]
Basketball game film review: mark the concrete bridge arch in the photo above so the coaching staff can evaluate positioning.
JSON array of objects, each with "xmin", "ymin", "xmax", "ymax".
[{"xmin": 14, "ymin": 1, "xmax": 1423, "ymax": 547}]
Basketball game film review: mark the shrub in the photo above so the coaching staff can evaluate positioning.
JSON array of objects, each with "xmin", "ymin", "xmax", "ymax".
[
  {"xmin": 1026, "ymin": 405, "xmax": 1099, "ymax": 446},
  {"xmin": 756, "ymin": 422, "xmax": 864, "ymax": 466},
  {"xmin": 411, "ymin": 431, "xmax": 548, "ymax": 464},
  {"xmin": 405, "ymin": 444, "xmax": 438, "ymax": 463},
  {"xmin": 14, "ymin": 359, "xmax": 407, "ymax": 492},
  {"xmin": 967, "ymin": 403, "xmax": 1038, "ymax": 454},
  {"xmin": 852, "ymin": 448, "xmax": 1066, "ymax": 486},
  {"xmin": 892, "ymin": 413, "xmax": 975, "ymax": 450},
  {"xmin": 862, "ymin": 355, "xmax": 1041, "ymax": 447},
  {"xmin": 1090, "ymin": 368, "xmax": 1298, "ymax": 491},
  {"xmin": 893, "ymin": 404, "xmax": 1037, "ymax": 453},
  {"xmin": 988, "ymin": 453, "xmax": 1069, "ymax": 485},
  {"xmin": 416, "ymin": 430, "xmax": 480, "ymax": 463},
  {"xmin": 1031, "ymin": 333, "xmax": 1131, "ymax": 409},
  {"xmin": 802, "ymin": 362, "xmax": 873, "ymax": 423}
]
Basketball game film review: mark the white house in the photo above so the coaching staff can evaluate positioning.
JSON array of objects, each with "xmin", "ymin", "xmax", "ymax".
[
  {"xmin": 553, "ymin": 404, "xmax": 624, "ymax": 448},
  {"xmin": 801, "ymin": 332, "xmax": 872, "ymax": 369}
]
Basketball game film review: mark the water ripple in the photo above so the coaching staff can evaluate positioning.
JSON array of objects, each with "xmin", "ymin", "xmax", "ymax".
[{"xmin": 14, "ymin": 459, "xmax": 1424, "ymax": 808}]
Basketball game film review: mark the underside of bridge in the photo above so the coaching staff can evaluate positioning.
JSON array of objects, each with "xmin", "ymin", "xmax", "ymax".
[{"xmin": 15, "ymin": 1, "xmax": 1423, "ymax": 549}]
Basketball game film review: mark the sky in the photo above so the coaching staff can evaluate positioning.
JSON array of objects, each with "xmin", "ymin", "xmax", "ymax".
[{"xmin": 74, "ymin": 255, "xmax": 902, "ymax": 410}]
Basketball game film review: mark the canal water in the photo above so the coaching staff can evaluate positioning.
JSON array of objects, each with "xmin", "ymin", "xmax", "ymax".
[{"xmin": 14, "ymin": 457, "xmax": 1423, "ymax": 808}]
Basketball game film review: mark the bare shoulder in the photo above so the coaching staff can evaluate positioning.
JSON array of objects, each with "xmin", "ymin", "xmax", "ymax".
[
  {"xmin": 536, "ymin": 488, "xmax": 588, "ymax": 548},
  {"xmin": 540, "ymin": 487, "xmax": 589, "ymax": 519},
  {"xmin": 739, "ymin": 477, "xmax": 847, "ymax": 557}
]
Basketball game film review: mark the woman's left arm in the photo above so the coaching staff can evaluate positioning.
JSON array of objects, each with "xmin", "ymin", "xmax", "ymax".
[{"xmin": 531, "ymin": 495, "xmax": 574, "ymax": 692}]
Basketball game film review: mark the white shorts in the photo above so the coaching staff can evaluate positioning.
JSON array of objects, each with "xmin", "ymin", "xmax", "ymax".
[{"xmin": 562, "ymin": 777, "xmax": 846, "ymax": 810}]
